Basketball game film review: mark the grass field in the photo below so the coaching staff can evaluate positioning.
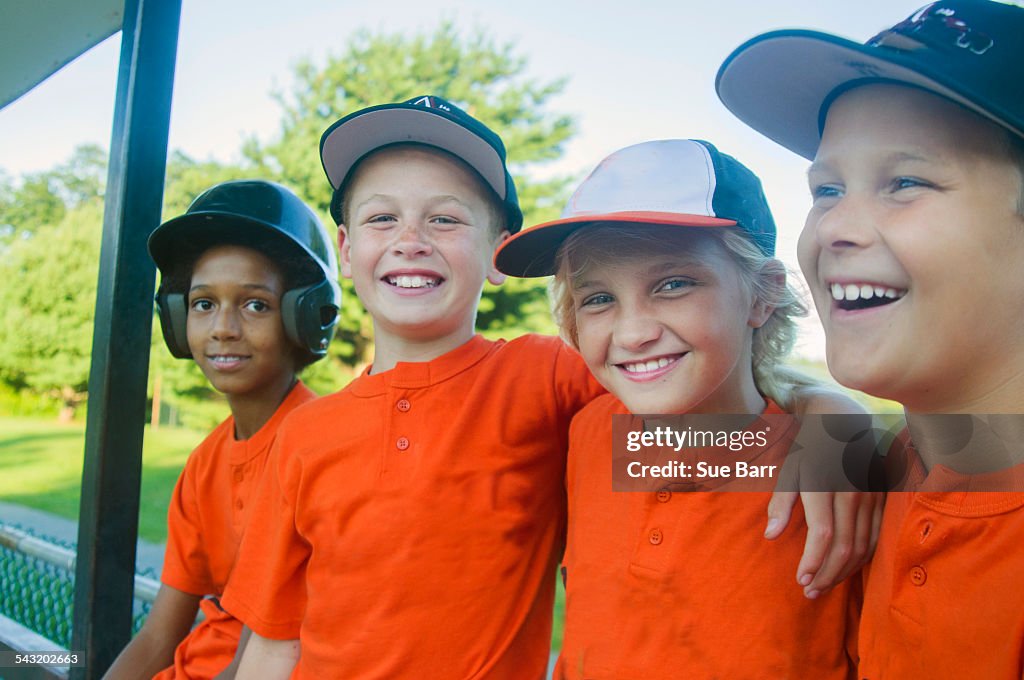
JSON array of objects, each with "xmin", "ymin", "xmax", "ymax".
[{"xmin": 0, "ymin": 416, "xmax": 205, "ymax": 543}]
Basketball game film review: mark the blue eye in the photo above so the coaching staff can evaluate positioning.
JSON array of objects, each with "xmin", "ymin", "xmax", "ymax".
[
  {"xmin": 659, "ymin": 278, "xmax": 695, "ymax": 292},
  {"xmin": 580, "ymin": 293, "xmax": 613, "ymax": 308},
  {"xmin": 811, "ymin": 183, "xmax": 843, "ymax": 200},
  {"xmin": 891, "ymin": 176, "xmax": 930, "ymax": 191},
  {"xmin": 366, "ymin": 214, "xmax": 397, "ymax": 227}
]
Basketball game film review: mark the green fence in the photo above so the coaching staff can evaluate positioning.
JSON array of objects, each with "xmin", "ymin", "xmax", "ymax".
[{"xmin": 0, "ymin": 524, "xmax": 157, "ymax": 648}]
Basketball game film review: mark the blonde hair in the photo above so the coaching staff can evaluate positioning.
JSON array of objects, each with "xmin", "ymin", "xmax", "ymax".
[{"xmin": 550, "ymin": 223, "xmax": 816, "ymax": 410}]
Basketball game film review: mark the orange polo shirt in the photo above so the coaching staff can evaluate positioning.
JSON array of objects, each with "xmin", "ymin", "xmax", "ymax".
[
  {"xmin": 556, "ymin": 394, "xmax": 859, "ymax": 679},
  {"xmin": 154, "ymin": 382, "xmax": 315, "ymax": 679},
  {"xmin": 221, "ymin": 334, "xmax": 602, "ymax": 678},
  {"xmin": 859, "ymin": 445, "xmax": 1024, "ymax": 680}
]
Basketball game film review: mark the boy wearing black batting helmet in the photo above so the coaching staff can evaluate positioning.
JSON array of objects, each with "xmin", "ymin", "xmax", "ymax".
[{"xmin": 104, "ymin": 180, "xmax": 339, "ymax": 680}]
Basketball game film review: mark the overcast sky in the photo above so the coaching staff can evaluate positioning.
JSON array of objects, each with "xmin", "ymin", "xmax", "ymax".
[{"xmin": 0, "ymin": 0, "xmax": 930, "ymax": 359}]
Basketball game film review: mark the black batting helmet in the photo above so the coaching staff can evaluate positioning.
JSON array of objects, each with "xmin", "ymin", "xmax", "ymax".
[{"xmin": 148, "ymin": 180, "xmax": 341, "ymax": 365}]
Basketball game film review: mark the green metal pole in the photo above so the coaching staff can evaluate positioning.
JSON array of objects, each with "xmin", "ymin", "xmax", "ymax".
[{"xmin": 70, "ymin": 0, "xmax": 181, "ymax": 677}]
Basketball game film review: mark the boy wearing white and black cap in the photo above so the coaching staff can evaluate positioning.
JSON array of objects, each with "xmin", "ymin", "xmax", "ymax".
[
  {"xmin": 718, "ymin": 2, "xmax": 1024, "ymax": 677},
  {"xmin": 496, "ymin": 139, "xmax": 864, "ymax": 679}
]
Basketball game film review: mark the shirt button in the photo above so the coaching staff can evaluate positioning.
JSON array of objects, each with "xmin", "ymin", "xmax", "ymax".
[
  {"xmin": 396, "ymin": 399, "xmax": 411, "ymax": 412},
  {"xmin": 649, "ymin": 528, "xmax": 663, "ymax": 545},
  {"xmin": 656, "ymin": 489, "xmax": 671, "ymax": 503},
  {"xmin": 910, "ymin": 565, "xmax": 927, "ymax": 586},
  {"xmin": 396, "ymin": 437, "xmax": 410, "ymax": 451}
]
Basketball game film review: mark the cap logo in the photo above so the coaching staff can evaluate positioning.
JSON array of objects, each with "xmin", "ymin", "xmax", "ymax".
[
  {"xmin": 869, "ymin": 2, "xmax": 994, "ymax": 55},
  {"xmin": 410, "ymin": 96, "xmax": 452, "ymax": 112}
]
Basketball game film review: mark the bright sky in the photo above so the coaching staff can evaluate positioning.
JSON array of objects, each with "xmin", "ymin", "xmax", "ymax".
[{"xmin": 0, "ymin": 0, "xmax": 927, "ymax": 360}]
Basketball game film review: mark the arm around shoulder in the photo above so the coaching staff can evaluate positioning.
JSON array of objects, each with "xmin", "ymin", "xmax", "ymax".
[{"xmin": 772, "ymin": 383, "xmax": 884, "ymax": 596}]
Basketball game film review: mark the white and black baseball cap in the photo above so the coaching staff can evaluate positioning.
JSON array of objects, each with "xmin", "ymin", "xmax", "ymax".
[
  {"xmin": 716, "ymin": 0, "xmax": 1024, "ymax": 160},
  {"xmin": 494, "ymin": 139, "xmax": 776, "ymax": 278},
  {"xmin": 320, "ymin": 95, "xmax": 523, "ymax": 232}
]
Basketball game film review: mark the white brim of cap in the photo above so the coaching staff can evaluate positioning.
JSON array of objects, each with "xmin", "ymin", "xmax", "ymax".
[
  {"xmin": 494, "ymin": 211, "xmax": 736, "ymax": 278},
  {"xmin": 716, "ymin": 30, "xmax": 999, "ymax": 160},
  {"xmin": 321, "ymin": 107, "xmax": 507, "ymax": 197}
]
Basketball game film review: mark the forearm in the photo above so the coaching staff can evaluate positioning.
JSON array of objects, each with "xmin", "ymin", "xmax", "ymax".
[
  {"xmin": 214, "ymin": 625, "xmax": 252, "ymax": 680},
  {"xmin": 102, "ymin": 584, "xmax": 200, "ymax": 680},
  {"xmin": 235, "ymin": 633, "xmax": 299, "ymax": 680},
  {"xmin": 102, "ymin": 627, "xmax": 179, "ymax": 680}
]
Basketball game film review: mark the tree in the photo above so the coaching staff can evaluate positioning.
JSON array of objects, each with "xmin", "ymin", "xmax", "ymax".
[
  {"xmin": 162, "ymin": 150, "xmax": 262, "ymax": 217},
  {"xmin": 245, "ymin": 22, "xmax": 575, "ymax": 366},
  {"xmin": 0, "ymin": 144, "xmax": 108, "ymax": 248},
  {"xmin": 0, "ymin": 173, "xmax": 66, "ymax": 246},
  {"xmin": 0, "ymin": 200, "xmax": 103, "ymax": 421}
]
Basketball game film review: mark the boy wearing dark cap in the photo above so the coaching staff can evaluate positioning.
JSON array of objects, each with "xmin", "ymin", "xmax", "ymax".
[
  {"xmin": 224, "ymin": 96, "xmax": 874, "ymax": 679},
  {"xmin": 718, "ymin": 1, "xmax": 1024, "ymax": 677},
  {"xmin": 221, "ymin": 96, "xmax": 602, "ymax": 679}
]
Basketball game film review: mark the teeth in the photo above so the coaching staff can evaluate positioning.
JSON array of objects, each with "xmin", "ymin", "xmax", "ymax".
[
  {"xmin": 211, "ymin": 355, "xmax": 244, "ymax": 363},
  {"xmin": 623, "ymin": 357, "xmax": 673, "ymax": 373},
  {"xmin": 389, "ymin": 275, "xmax": 439, "ymax": 288},
  {"xmin": 830, "ymin": 283, "xmax": 906, "ymax": 302}
]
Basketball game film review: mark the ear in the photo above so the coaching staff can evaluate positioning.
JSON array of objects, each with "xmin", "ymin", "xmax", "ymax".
[
  {"xmin": 338, "ymin": 225, "xmax": 353, "ymax": 279},
  {"xmin": 748, "ymin": 259, "xmax": 786, "ymax": 329},
  {"xmin": 486, "ymin": 229, "xmax": 512, "ymax": 286}
]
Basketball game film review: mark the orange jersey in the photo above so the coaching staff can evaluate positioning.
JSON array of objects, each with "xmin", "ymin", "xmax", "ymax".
[
  {"xmin": 154, "ymin": 382, "xmax": 316, "ymax": 679},
  {"xmin": 556, "ymin": 394, "xmax": 859, "ymax": 679},
  {"xmin": 221, "ymin": 334, "xmax": 602, "ymax": 678},
  {"xmin": 859, "ymin": 449, "xmax": 1024, "ymax": 680}
]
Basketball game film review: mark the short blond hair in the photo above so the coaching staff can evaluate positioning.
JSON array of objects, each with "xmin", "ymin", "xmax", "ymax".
[{"xmin": 550, "ymin": 224, "xmax": 814, "ymax": 409}]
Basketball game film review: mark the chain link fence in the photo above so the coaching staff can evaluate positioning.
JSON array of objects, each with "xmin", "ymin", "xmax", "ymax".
[{"xmin": 0, "ymin": 523, "xmax": 158, "ymax": 649}]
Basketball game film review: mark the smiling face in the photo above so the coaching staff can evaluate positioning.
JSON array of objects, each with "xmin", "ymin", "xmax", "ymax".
[
  {"xmin": 569, "ymin": 228, "xmax": 769, "ymax": 415},
  {"xmin": 800, "ymin": 84, "xmax": 1024, "ymax": 412},
  {"xmin": 338, "ymin": 145, "xmax": 508, "ymax": 361},
  {"xmin": 186, "ymin": 244, "xmax": 298, "ymax": 407}
]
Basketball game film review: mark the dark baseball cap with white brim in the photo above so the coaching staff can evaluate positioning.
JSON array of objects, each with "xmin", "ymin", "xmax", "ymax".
[
  {"xmin": 320, "ymin": 95, "xmax": 523, "ymax": 232},
  {"xmin": 716, "ymin": 0, "xmax": 1024, "ymax": 160}
]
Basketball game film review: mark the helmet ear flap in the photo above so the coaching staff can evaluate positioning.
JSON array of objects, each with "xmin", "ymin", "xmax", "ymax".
[
  {"xmin": 281, "ymin": 278, "xmax": 341, "ymax": 360},
  {"xmin": 156, "ymin": 292, "xmax": 191, "ymax": 359}
]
